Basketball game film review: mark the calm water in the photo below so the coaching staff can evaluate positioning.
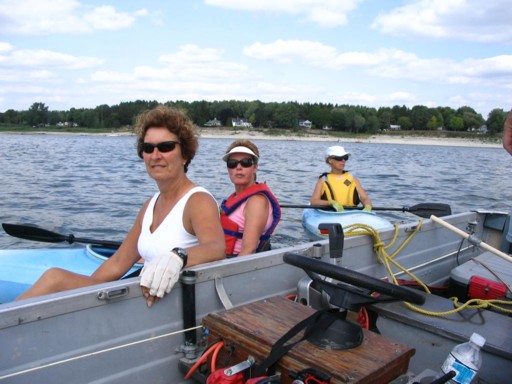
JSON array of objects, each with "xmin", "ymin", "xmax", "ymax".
[{"xmin": 1, "ymin": 133, "xmax": 511, "ymax": 250}]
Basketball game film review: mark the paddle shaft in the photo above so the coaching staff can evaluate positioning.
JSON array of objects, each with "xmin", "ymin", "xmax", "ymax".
[
  {"xmin": 430, "ymin": 215, "xmax": 512, "ymax": 263},
  {"xmin": 280, "ymin": 204, "xmax": 399, "ymax": 211},
  {"xmin": 279, "ymin": 203, "xmax": 451, "ymax": 218},
  {"xmin": 2, "ymin": 223, "xmax": 121, "ymax": 248}
]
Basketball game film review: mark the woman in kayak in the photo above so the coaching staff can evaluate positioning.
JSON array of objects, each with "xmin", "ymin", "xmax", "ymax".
[
  {"xmin": 220, "ymin": 140, "xmax": 281, "ymax": 256},
  {"xmin": 17, "ymin": 106, "xmax": 226, "ymax": 307},
  {"xmin": 310, "ymin": 145, "xmax": 372, "ymax": 212}
]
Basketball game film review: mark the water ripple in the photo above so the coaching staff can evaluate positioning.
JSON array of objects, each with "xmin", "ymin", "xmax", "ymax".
[{"xmin": 1, "ymin": 134, "xmax": 510, "ymax": 249}]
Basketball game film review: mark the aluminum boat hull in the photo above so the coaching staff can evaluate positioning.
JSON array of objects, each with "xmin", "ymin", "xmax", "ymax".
[{"xmin": 1, "ymin": 211, "xmax": 511, "ymax": 383}]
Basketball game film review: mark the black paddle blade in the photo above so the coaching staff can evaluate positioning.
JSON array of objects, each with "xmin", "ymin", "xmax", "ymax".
[
  {"xmin": 2, "ymin": 223, "xmax": 69, "ymax": 243},
  {"xmin": 407, "ymin": 203, "xmax": 451, "ymax": 218}
]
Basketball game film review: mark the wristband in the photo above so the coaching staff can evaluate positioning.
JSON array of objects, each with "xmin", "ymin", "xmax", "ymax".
[{"xmin": 171, "ymin": 247, "xmax": 188, "ymax": 268}]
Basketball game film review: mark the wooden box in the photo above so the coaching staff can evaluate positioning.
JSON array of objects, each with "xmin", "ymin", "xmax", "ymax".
[{"xmin": 202, "ymin": 295, "xmax": 414, "ymax": 384}]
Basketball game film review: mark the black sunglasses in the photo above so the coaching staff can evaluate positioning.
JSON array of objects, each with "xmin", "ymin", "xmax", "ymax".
[
  {"xmin": 226, "ymin": 157, "xmax": 254, "ymax": 169},
  {"xmin": 331, "ymin": 155, "xmax": 349, "ymax": 161},
  {"xmin": 141, "ymin": 141, "xmax": 181, "ymax": 155}
]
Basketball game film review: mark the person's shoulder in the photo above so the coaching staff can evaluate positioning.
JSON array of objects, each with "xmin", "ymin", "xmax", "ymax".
[
  {"xmin": 188, "ymin": 186, "xmax": 216, "ymax": 203},
  {"xmin": 247, "ymin": 193, "xmax": 270, "ymax": 207}
]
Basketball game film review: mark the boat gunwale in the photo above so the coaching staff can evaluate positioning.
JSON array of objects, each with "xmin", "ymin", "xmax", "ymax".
[{"xmin": 0, "ymin": 211, "xmax": 488, "ymax": 331}]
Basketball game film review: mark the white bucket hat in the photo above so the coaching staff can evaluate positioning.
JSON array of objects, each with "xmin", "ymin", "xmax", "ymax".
[
  {"xmin": 325, "ymin": 146, "xmax": 350, "ymax": 158},
  {"xmin": 222, "ymin": 146, "xmax": 259, "ymax": 161}
]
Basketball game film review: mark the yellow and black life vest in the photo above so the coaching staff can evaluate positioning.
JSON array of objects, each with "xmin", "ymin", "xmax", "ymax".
[{"xmin": 320, "ymin": 172, "xmax": 360, "ymax": 206}]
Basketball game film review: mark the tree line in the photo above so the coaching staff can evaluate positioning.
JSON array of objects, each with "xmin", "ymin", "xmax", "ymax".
[{"xmin": 0, "ymin": 100, "xmax": 508, "ymax": 135}]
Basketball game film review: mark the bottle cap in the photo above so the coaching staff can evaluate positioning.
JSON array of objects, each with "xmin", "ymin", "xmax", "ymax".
[{"xmin": 470, "ymin": 333, "xmax": 486, "ymax": 347}]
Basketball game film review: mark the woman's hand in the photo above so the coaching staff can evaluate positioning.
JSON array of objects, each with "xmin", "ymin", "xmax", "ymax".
[
  {"xmin": 329, "ymin": 200, "xmax": 344, "ymax": 212},
  {"xmin": 140, "ymin": 250, "xmax": 183, "ymax": 307}
]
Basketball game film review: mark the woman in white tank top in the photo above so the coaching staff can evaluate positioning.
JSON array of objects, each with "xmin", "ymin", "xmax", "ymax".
[{"xmin": 18, "ymin": 106, "xmax": 226, "ymax": 307}]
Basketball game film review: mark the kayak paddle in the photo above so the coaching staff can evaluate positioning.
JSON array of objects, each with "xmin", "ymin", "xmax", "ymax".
[
  {"xmin": 2, "ymin": 223, "xmax": 121, "ymax": 249},
  {"xmin": 279, "ymin": 203, "xmax": 452, "ymax": 219}
]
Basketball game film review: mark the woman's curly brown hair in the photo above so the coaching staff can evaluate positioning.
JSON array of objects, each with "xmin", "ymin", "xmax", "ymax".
[{"xmin": 134, "ymin": 105, "xmax": 198, "ymax": 173}]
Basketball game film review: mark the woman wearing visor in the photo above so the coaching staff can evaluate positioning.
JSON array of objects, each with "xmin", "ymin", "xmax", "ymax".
[
  {"xmin": 220, "ymin": 140, "xmax": 281, "ymax": 257},
  {"xmin": 310, "ymin": 145, "xmax": 372, "ymax": 212}
]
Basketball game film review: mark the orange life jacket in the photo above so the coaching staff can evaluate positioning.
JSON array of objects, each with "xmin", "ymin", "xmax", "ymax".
[{"xmin": 220, "ymin": 183, "xmax": 281, "ymax": 256}]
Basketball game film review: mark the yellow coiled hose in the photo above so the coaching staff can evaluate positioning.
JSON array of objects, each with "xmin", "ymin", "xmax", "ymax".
[{"xmin": 342, "ymin": 221, "xmax": 512, "ymax": 316}]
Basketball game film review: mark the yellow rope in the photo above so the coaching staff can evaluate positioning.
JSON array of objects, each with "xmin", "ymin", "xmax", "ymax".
[{"xmin": 343, "ymin": 221, "xmax": 512, "ymax": 316}]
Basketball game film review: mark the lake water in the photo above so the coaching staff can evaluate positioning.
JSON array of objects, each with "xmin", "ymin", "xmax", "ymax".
[{"xmin": 1, "ymin": 133, "xmax": 511, "ymax": 250}]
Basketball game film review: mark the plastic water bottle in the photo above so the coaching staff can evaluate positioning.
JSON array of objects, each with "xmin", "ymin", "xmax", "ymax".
[{"xmin": 440, "ymin": 333, "xmax": 485, "ymax": 384}]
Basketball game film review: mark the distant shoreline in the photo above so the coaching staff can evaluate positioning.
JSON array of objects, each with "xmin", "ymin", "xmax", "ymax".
[
  {"xmin": 198, "ymin": 129, "xmax": 502, "ymax": 149},
  {"xmin": 1, "ymin": 128, "xmax": 503, "ymax": 149}
]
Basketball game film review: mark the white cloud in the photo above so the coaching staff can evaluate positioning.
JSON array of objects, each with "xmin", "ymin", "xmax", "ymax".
[
  {"xmin": 0, "ymin": 0, "xmax": 145, "ymax": 35},
  {"xmin": 84, "ymin": 6, "xmax": 136, "ymax": 30},
  {"xmin": 157, "ymin": 44, "xmax": 248, "ymax": 81},
  {"xmin": 244, "ymin": 40, "xmax": 337, "ymax": 64},
  {"xmin": 0, "ymin": 42, "xmax": 14, "ymax": 53},
  {"xmin": 205, "ymin": 0, "xmax": 361, "ymax": 27},
  {"xmin": 90, "ymin": 71, "xmax": 134, "ymax": 83},
  {"xmin": 372, "ymin": 0, "xmax": 512, "ymax": 43},
  {"xmin": 243, "ymin": 40, "xmax": 512, "ymax": 88},
  {"xmin": 0, "ymin": 47, "xmax": 103, "ymax": 69},
  {"xmin": 389, "ymin": 92, "xmax": 416, "ymax": 102}
]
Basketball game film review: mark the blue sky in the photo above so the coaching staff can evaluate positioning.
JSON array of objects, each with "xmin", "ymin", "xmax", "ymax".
[{"xmin": 0, "ymin": 0, "xmax": 511, "ymax": 118}]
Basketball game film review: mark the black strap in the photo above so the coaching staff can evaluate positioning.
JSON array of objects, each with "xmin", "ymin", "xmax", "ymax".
[
  {"xmin": 122, "ymin": 268, "xmax": 141, "ymax": 279},
  {"xmin": 252, "ymin": 308, "xmax": 339, "ymax": 377}
]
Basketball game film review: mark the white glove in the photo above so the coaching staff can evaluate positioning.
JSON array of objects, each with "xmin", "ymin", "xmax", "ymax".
[{"xmin": 140, "ymin": 251, "xmax": 183, "ymax": 298}]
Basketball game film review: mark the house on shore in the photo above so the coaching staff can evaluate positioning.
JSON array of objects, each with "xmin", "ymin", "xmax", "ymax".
[
  {"xmin": 204, "ymin": 118, "xmax": 221, "ymax": 127},
  {"xmin": 232, "ymin": 118, "xmax": 252, "ymax": 128},
  {"xmin": 298, "ymin": 119, "xmax": 312, "ymax": 129}
]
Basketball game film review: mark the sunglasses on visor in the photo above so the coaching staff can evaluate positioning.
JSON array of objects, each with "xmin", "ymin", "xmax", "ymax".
[
  {"xmin": 141, "ymin": 141, "xmax": 181, "ymax": 154},
  {"xmin": 226, "ymin": 157, "xmax": 254, "ymax": 169}
]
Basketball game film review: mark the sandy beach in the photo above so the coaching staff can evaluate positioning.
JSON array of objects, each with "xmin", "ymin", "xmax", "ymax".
[
  {"xmin": 198, "ymin": 128, "xmax": 502, "ymax": 149},
  {"xmin": 3, "ymin": 128, "xmax": 502, "ymax": 148}
]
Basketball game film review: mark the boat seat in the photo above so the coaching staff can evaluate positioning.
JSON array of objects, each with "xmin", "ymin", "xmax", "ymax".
[
  {"xmin": 370, "ymin": 292, "xmax": 512, "ymax": 362},
  {"xmin": 449, "ymin": 251, "xmax": 512, "ymax": 300}
]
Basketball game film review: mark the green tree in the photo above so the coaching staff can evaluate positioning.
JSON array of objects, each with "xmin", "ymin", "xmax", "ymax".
[
  {"xmin": 457, "ymin": 106, "xmax": 484, "ymax": 131},
  {"xmin": 397, "ymin": 116, "xmax": 412, "ymax": 130},
  {"xmin": 2, "ymin": 109, "xmax": 22, "ymax": 124},
  {"xmin": 353, "ymin": 114, "xmax": 366, "ymax": 133},
  {"xmin": 449, "ymin": 116, "xmax": 465, "ymax": 131},
  {"xmin": 274, "ymin": 102, "xmax": 298, "ymax": 128},
  {"xmin": 391, "ymin": 105, "xmax": 408, "ymax": 123},
  {"xmin": 377, "ymin": 108, "xmax": 393, "ymax": 130},
  {"xmin": 26, "ymin": 102, "xmax": 49, "ymax": 126},
  {"xmin": 410, "ymin": 105, "xmax": 430, "ymax": 130},
  {"xmin": 365, "ymin": 115, "xmax": 380, "ymax": 133},
  {"xmin": 436, "ymin": 106, "xmax": 456, "ymax": 130},
  {"xmin": 426, "ymin": 115, "xmax": 438, "ymax": 130},
  {"xmin": 306, "ymin": 104, "xmax": 329, "ymax": 129},
  {"xmin": 486, "ymin": 108, "xmax": 506, "ymax": 135}
]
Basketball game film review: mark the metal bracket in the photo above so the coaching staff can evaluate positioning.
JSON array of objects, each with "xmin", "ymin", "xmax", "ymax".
[
  {"xmin": 97, "ymin": 287, "xmax": 129, "ymax": 300},
  {"xmin": 224, "ymin": 357, "xmax": 254, "ymax": 376},
  {"xmin": 215, "ymin": 275, "xmax": 234, "ymax": 310}
]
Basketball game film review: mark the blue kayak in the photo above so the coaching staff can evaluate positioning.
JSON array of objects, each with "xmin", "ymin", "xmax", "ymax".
[
  {"xmin": 0, "ymin": 245, "xmax": 142, "ymax": 304},
  {"xmin": 302, "ymin": 209, "xmax": 394, "ymax": 240}
]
